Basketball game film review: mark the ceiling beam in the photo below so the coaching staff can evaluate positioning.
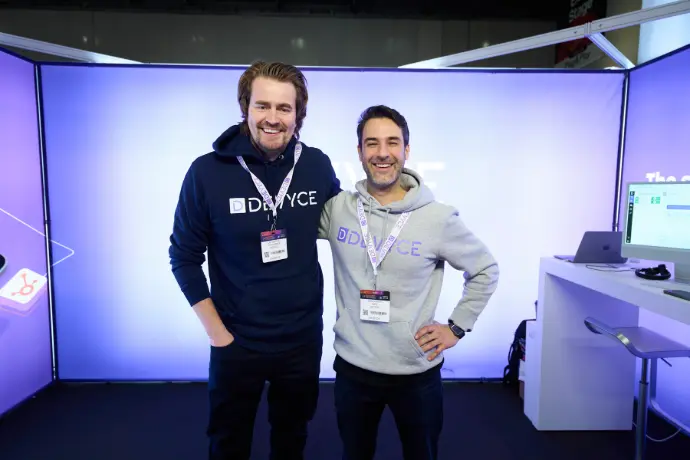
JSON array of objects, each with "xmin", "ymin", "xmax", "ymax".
[
  {"xmin": 400, "ymin": 0, "xmax": 690, "ymax": 69},
  {"xmin": 0, "ymin": 31, "xmax": 140, "ymax": 63}
]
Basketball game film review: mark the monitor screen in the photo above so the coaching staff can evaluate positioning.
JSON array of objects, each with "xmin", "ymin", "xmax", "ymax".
[{"xmin": 624, "ymin": 182, "xmax": 690, "ymax": 252}]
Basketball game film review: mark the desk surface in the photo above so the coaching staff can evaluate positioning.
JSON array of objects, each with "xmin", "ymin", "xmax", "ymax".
[{"xmin": 540, "ymin": 257, "xmax": 690, "ymax": 327}]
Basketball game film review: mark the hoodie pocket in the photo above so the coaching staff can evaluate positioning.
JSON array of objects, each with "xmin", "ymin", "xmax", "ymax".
[
  {"xmin": 235, "ymin": 274, "xmax": 321, "ymax": 326},
  {"xmin": 390, "ymin": 321, "xmax": 426, "ymax": 361}
]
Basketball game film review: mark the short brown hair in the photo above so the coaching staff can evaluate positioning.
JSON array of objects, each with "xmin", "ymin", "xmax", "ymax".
[{"xmin": 237, "ymin": 61, "xmax": 309, "ymax": 138}]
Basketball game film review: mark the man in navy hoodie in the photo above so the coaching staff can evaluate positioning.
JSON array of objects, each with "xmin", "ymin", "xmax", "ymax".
[{"xmin": 169, "ymin": 61, "xmax": 341, "ymax": 460}]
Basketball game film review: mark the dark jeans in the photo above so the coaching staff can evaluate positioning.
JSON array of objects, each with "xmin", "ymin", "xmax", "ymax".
[
  {"xmin": 334, "ymin": 368, "xmax": 444, "ymax": 460},
  {"xmin": 207, "ymin": 339, "xmax": 322, "ymax": 460}
]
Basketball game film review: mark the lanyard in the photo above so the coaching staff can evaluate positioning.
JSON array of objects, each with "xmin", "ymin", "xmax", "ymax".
[
  {"xmin": 356, "ymin": 199, "xmax": 411, "ymax": 284},
  {"xmin": 237, "ymin": 143, "xmax": 302, "ymax": 229}
]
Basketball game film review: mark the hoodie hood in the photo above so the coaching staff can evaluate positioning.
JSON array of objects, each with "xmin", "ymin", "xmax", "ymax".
[
  {"xmin": 354, "ymin": 168, "xmax": 435, "ymax": 214},
  {"xmin": 211, "ymin": 123, "xmax": 297, "ymax": 164}
]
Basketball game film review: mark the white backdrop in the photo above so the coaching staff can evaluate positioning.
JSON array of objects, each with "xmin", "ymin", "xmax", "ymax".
[{"xmin": 40, "ymin": 65, "xmax": 625, "ymax": 380}]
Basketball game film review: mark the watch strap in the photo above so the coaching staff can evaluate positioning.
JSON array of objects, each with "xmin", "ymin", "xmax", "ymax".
[{"xmin": 448, "ymin": 321, "xmax": 466, "ymax": 338}]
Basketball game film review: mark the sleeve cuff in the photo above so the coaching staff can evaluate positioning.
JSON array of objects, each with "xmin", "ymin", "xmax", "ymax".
[
  {"xmin": 449, "ymin": 308, "xmax": 478, "ymax": 332},
  {"xmin": 182, "ymin": 283, "xmax": 211, "ymax": 307}
]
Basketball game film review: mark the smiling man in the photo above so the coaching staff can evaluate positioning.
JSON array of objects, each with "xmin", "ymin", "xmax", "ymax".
[
  {"xmin": 169, "ymin": 61, "xmax": 341, "ymax": 460},
  {"xmin": 318, "ymin": 105, "xmax": 499, "ymax": 460}
]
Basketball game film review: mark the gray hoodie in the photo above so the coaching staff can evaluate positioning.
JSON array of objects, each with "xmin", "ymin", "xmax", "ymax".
[{"xmin": 319, "ymin": 168, "xmax": 499, "ymax": 375}]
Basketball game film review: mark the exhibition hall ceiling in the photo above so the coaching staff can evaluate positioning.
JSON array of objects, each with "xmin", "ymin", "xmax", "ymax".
[{"xmin": 0, "ymin": 0, "xmax": 569, "ymax": 21}]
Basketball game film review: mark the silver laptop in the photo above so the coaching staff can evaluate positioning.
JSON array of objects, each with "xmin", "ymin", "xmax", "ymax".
[{"xmin": 555, "ymin": 231, "xmax": 628, "ymax": 264}]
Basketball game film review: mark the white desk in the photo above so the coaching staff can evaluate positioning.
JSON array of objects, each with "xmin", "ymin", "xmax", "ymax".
[{"xmin": 524, "ymin": 257, "xmax": 690, "ymax": 431}]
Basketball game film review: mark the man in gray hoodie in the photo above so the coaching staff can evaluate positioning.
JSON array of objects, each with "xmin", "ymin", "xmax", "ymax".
[{"xmin": 319, "ymin": 105, "xmax": 499, "ymax": 460}]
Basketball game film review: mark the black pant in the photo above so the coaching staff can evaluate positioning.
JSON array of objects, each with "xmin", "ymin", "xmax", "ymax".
[
  {"xmin": 207, "ymin": 339, "xmax": 322, "ymax": 460},
  {"xmin": 334, "ymin": 367, "xmax": 444, "ymax": 460}
]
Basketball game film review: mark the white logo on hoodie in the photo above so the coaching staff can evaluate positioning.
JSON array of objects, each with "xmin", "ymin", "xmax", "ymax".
[{"xmin": 229, "ymin": 191, "xmax": 318, "ymax": 214}]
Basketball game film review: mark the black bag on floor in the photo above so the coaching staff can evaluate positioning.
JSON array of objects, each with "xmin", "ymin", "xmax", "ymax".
[
  {"xmin": 502, "ymin": 301, "xmax": 537, "ymax": 388},
  {"xmin": 503, "ymin": 320, "xmax": 528, "ymax": 387}
]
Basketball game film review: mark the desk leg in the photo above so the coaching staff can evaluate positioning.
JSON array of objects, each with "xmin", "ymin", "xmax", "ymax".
[{"xmin": 524, "ymin": 273, "xmax": 638, "ymax": 431}]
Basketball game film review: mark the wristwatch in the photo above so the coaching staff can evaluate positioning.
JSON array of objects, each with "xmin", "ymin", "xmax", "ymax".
[{"xmin": 448, "ymin": 320, "xmax": 467, "ymax": 339}]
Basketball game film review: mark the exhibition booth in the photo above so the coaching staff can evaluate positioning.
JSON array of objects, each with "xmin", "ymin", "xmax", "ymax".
[{"xmin": 0, "ymin": 3, "xmax": 689, "ymax": 455}]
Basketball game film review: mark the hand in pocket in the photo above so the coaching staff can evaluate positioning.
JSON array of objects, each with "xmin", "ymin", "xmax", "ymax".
[{"xmin": 210, "ymin": 330, "xmax": 235, "ymax": 348}]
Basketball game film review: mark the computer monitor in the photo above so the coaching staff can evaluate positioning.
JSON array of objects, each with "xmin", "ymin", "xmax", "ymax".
[{"xmin": 622, "ymin": 181, "xmax": 690, "ymax": 285}]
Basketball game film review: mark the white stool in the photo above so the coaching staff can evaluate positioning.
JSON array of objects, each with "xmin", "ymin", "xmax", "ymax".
[{"xmin": 583, "ymin": 316, "xmax": 690, "ymax": 460}]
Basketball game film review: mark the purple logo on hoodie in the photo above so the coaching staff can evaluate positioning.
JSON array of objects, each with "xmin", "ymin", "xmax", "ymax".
[{"xmin": 336, "ymin": 227, "xmax": 422, "ymax": 256}]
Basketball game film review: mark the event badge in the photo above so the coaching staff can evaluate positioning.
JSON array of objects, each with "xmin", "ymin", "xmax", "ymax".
[
  {"xmin": 260, "ymin": 229, "xmax": 288, "ymax": 263},
  {"xmin": 360, "ymin": 290, "xmax": 391, "ymax": 323}
]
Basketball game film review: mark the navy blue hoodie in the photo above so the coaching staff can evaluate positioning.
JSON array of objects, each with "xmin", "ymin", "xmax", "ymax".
[{"xmin": 169, "ymin": 124, "xmax": 341, "ymax": 352}]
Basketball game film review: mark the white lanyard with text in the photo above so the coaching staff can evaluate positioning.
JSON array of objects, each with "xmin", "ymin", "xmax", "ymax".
[
  {"xmin": 236, "ymin": 142, "xmax": 302, "ymax": 263},
  {"xmin": 236, "ymin": 142, "xmax": 302, "ymax": 230},
  {"xmin": 356, "ymin": 199, "xmax": 410, "ymax": 288}
]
